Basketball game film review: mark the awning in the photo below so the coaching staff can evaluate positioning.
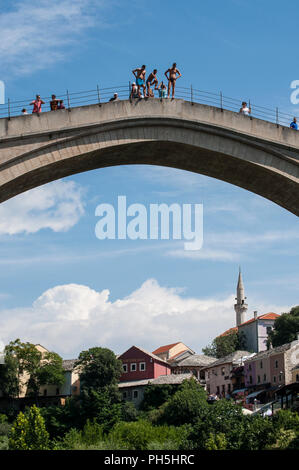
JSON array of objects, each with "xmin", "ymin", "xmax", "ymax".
[
  {"xmin": 231, "ymin": 388, "xmax": 247, "ymax": 395},
  {"xmin": 246, "ymin": 389, "xmax": 267, "ymax": 402}
]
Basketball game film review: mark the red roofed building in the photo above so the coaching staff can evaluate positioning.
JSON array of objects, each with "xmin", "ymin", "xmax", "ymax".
[
  {"xmin": 118, "ymin": 346, "xmax": 171, "ymax": 383},
  {"xmin": 220, "ymin": 312, "xmax": 279, "ymax": 353},
  {"xmin": 219, "ymin": 271, "xmax": 280, "ymax": 353},
  {"xmin": 152, "ymin": 342, "xmax": 194, "ymax": 362}
]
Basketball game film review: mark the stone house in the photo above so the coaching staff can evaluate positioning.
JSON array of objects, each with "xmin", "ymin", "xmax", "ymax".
[
  {"xmin": 171, "ymin": 354, "xmax": 217, "ymax": 384},
  {"xmin": 203, "ymin": 350, "xmax": 253, "ymax": 397},
  {"xmin": 244, "ymin": 337, "xmax": 299, "ymax": 391},
  {"xmin": 118, "ymin": 373, "xmax": 196, "ymax": 408}
]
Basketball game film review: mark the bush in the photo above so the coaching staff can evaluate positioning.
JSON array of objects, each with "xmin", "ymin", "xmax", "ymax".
[
  {"xmin": 109, "ymin": 420, "xmax": 189, "ymax": 450},
  {"xmin": 159, "ymin": 379, "xmax": 208, "ymax": 426},
  {"xmin": 9, "ymin": 405, "xmax": 50, "ymax": 450},
  {"xmin": 204, "ymin": 433, "xmax": 227, "ymax": 450}
]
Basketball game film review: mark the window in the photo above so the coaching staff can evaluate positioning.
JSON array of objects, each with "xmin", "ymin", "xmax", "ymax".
[
  {"xmin": 222, "ymin": 385, "xmax": 225, "ymax": 393},
  {"xmin": 123, "ymin": 364, "xmax": 128, "ymax": 373},
  {"xmin": 130, "ymin": 363, "xmax": 137, "ymax": 372},
  {"xmin": 260, "ymin": 361, "xmax": 263, "ymax": 369},
  {"xmin": 249, "ymin": 364, "xmax": 252, "ymax": 371},
  {"xmin": 275, "ymin": 360, "xmax": 278, "ymax": 369},
  {"xmin": 273, "ymin": 376, "xmax": 276, "ymax": 383},
  {"xmin": 221, "ymin": 367, "xmax": 225, "ymax": 376},
  {"xmin": 257, "ymin": 375, "xmax": 261, "ymax": 383},
  {"xmin": 139, "ymin": 362, "xmax": 146, "ymax": 371},
  {"xmin": 228, "ymin": 384, "xmax": 231, "ymax": 392},
  {"xmin": 296, "ymin": 374, "xmax": 299, "ymax": 382},
  {"xmin": 43, "ymin": 389, "xmax": 47, "ymax": 396},
  {"xmin": 279, "ymin": 374, "xmax": 282, "ymax": 382},
  {"xmin": 56, "ymin": 388, "xmax": 60, "ymax": 395},
  {"xmin": 249, "ymin": 375, "xmax": 253, "ymax": 384},
  {"xmin": 133, "ymin": 390, "xmax": 138, "ymax": 399},
  {"xmin": 266, "ymin": 326, "xmax": 272, "ymax": 334},
  {"xmin": 216, "ymin": 386, "xmax": 220, "ymax": 395},
  {"xmin": 123, "ymin": 391, "xmax": 127, "ymax": 399},
  {"xmin": 263, "ymin": 374, "xmax": 267, "ymax": 382}
]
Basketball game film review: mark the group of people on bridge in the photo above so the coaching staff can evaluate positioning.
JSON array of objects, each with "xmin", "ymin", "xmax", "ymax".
[
  {"xmin": 17, "ymin": 69, "xmax": 298, "ymax": 130},
  {"xmin": 130, "ymin": 63, "xmax": 182, "ymax": 99},
  {"xmin": 22, "ymin": 94, "xmax": 65, "ymax": 115}
]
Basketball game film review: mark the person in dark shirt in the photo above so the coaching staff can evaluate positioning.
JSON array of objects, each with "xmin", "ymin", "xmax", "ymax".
[
  {"xmin": 109, "ymin": 93, "xmax": 118, "ymax": 102},
  {"xmin": 50, "ymin": 94, "xmax": 59, "ymax": 111},
  {"xmin": 58, "ymin": 100, "xmax": 65, "ymax": 109}
]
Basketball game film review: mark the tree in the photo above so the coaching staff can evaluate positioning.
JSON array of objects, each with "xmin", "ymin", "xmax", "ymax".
[
  {"xmin": 268, "ymin": 306, "xmax": 299, "ymax": 347},
  {"xmin": 1, "ymin": 339, "xmax": 65, "ymax": 401},
  {"xmin": 0, "ymin": 352, "xmax": 19, "ymax": 398},
  {"xmin": 9, "ymin": 405, "xmax": 50, "ymax": 450},
  {"xmin": 140, "ymin": 384, "xmax": 177, "ymax": 411},
  {"xmin": 76, "ymin": 347, "xmax": 123, "ymax": 394},
  {"xmin": 189, "ymin": 400, "xmax": 277, "ymax": 450},
  {"xmin": 202, "ymin": 331, "xmax": 247, "ymax": 358},
  {"xmin": 159, "ymin": 378, "xmax": 208, "ymax": 426}
]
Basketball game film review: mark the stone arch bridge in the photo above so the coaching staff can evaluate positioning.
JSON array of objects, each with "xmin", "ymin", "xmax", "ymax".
[{"xmin": 0, "ymin": 99, "xmax": 298, "ymax": 215}]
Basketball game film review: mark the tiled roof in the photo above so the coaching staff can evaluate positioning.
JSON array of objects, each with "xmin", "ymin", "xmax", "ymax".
[
  {"xmin": 151, "ymin": 373, "xmax": 196, "ymax": 385},
  {"xmin": 118, "ymin": 373, "xmax": 196, "ymax": 388},
  {"xmin": 219, "ymin": 327, "xmax": 238, "ymax": 337},
  {"xmin": 239, "ymin": 312, "xmax": 279, "ymax": 327},
  {"xmin": 118, "ymin": 379, "xmax": 151, "ymax": 388},
  {"xmin": 244, "ymin": 343, "xmax": 292, "ymax": 362},
  {"xmin": 62, "ymin": 359, "xmax": 77, "ymax": 371},
  {"xmin": 152, "ymin": 342, "xmax": 181, "ymax": 355},
  {"xmin": 219, "ymin": 312, "xmax": 279, "ymax": 337},
  {"xmin": 175, "ymin": 354, "xmax": 217, "ymax": 367},
  {"xmin": 204, "ymin": 350, "xmax": 252, "ymax": 368}
]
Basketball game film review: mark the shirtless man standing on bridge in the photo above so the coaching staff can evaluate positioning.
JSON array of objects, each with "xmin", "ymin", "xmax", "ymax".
[
  {"xmin": 165, "ymin": 63, "xmax": 182, "ymax": 99},
  {"xmin": 132, "ymin": 65, "xmax": 146, "ymax": 98},
  {"xmin": 146, "ymin": 69, "xmax": 158, "ymax": 97}
]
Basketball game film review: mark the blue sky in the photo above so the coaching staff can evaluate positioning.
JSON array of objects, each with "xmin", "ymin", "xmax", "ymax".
[{"xmin": 0, "ymin": 0, "xmax": 298, "ymax": 357}]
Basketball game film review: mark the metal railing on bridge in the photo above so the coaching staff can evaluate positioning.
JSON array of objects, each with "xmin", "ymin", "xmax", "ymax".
[{"xmin": 0, "ymin": 83, "xmax": 297, "ymax": 129}]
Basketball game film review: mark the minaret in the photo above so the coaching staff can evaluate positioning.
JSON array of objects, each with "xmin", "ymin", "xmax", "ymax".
[{"xmin": 234, "ymin": 268, "xmax": 248, "ymax": 326}]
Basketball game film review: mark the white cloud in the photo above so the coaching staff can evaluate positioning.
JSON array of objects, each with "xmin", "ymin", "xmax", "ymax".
[
  {"xmin": 0, "ymin": 0, "xmax": 111, "ymax": 75},
  {"xmin": 0, "ymin": 279, "xmax": 288, "ymax": 358},
  {"xmin": 0, "ymin": 180, "xmax": 84, "ymax": 234}
]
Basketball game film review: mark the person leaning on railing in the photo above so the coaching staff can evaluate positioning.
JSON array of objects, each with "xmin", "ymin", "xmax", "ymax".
[
  {"xmin": 29, "ymin": 95, "xmax": 45, "ymax": 114},
  {"xmin": 290, "ymin": 117, "xmax": 298, "ymax": 130},
  {"xmin": 239, "ymin": 101, "xmax": 251, "ymax": 115}
]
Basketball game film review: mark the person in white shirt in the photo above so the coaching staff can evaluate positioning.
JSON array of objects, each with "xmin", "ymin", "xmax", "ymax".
[{"xmin": 239, "ymin": 101, "xmax": 251, "ymax": 115}]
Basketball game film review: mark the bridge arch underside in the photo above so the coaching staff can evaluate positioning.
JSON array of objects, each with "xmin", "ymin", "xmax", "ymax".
[{"xmin": 1, "ymin": 120, "xmax": 299, "ymax": 215}]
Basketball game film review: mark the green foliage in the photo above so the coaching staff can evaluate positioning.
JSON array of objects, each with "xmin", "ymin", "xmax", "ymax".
[
  {"xmin": 79, "ymin": 389, "xmax": 122, "ymax": 432},
  {"xmin": 204, "ymin": 433, "xmax": 227, "ymax": 450},
  {"xmin": 140, "ymin": 384, "xmax": 177, "ymax": 411},
  {"xmin": 189, "ymin": 399, "xmax": 277, "ymax": 450},
  {"xmin": 76, "ymin": 347, "xmax": 123, "ymax": 393},
  {"xmin": 0, "ymin": 436, "xmax": 9, "ymax": 450},
  {"xmin": 0, "ymin": 352, "xmax": 19, "ymax": 398},
  {"xmin": 120, "ymin": 401, "xmax": 138, "ymax": 422},
  {"xmin": 159, "ymin": 378, "xmax": 208, "ymax": 426},
  {"xmin": 1, "ymin": 339, "xmax": 65, "ymax": 399},
  {"xmin": 272, "ymin": 409, "xmax": 299, "ymax": 433},
  {"xmin": 270, "ymin": 429, "xmax": 297, "ymax": 449},
  {"xmin": 9, "ymin": 405, "xmax": 50, "ymax": 450},
  {"xmin": 203, "ymin": 331, "xmax": 247, "ymax": 358},
  {"xmin": 268, "ymin": 306, "xmax": 299, "ymax": 347},
  {"xmin": 110, "ymin": 420, "xmax": 189, "ymax": 450}
]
